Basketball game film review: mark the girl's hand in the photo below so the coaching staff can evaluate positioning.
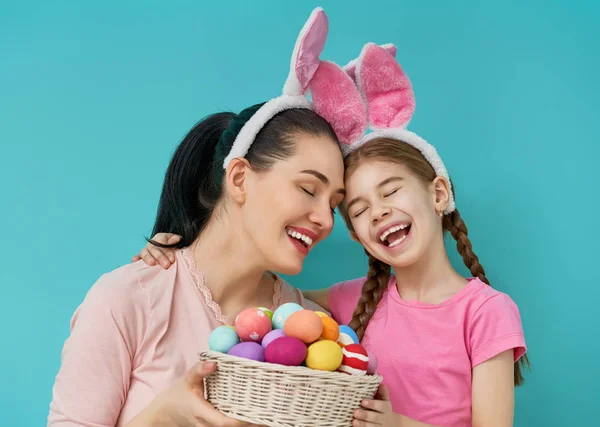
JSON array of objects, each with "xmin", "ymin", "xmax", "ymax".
[
  {"xmin": 353, "ymin": 384, "xmax": 399, "ymax": 426},
  {"xmin": 132, "ymin": 233, "xmax": 181, "ymax": 269},
  {"xmin": 127, "ymin": 361, "xmax": 258, "ymax": 427}
]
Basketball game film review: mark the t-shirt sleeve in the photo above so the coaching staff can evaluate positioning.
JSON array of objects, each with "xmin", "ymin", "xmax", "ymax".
[
  {"xmin": 48, "ymin": 274, "xmax": 148, "ymax": 427},
  {"xmin": 328, "ymin": 281, "xmax": 347, "ymax": 324},
  {"xmin": 469, "ymin": 293, "xmax": 527, "ymax": 368},
  {"xmin": 328, "ymin": 278, "xmax": 365, "ymax": 325}
]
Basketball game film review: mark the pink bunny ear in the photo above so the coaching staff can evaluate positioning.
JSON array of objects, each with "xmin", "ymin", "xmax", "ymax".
[
  {"xmin": 344, "ymin": 43, "xmax": 397, "ymax": 83},
  {"xmin": 356, "ymin": 43, "xmax": 415, "ymax": 129},
  {"xmin": 283, "ymin": 7, "xmax": 329, "ymax": 96},
  {"xmin": 309, "ymin": 60, "xmax": 368, "ymax": 145}
]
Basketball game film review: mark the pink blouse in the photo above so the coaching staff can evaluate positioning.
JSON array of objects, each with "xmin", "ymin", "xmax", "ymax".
[{"xmin": 48, "ymin": 248, "xmax": 323, "ymax": 426}]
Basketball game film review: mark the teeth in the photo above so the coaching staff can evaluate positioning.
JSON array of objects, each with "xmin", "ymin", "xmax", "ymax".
[
  {"xmin": 379, "ymin": 224, "xmax": 409, "ymax": 242},
  {"xmin": 388, "ymin": 234, "xmax": 408, "ymax": 247},
  {"xmin": 286, "ymin": 228, "xmax": 313, "ymax": 246}
]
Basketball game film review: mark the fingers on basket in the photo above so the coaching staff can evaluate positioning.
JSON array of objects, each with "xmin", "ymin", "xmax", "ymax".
[{"xmin": 353, "ymin": 409, "xmax": 382, "ymax": 426}]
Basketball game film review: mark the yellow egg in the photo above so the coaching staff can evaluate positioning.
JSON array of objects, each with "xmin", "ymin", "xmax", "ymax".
[
  {"xmin": 305, "ymin": 340, "xmax": 343, "ymax": 371},
  {"xmin": 314, "ymin": 311, "xmax": 329, "ymax": 318}
]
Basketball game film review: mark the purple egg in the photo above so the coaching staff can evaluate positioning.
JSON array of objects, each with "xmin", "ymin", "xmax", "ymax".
[
  {"xmin": 228, "ymin": 342, "xmax": 265, "ymax": 362},
  {"xmin": 265, "ymin": 336, "xmax": 307, "ymax": 366},
  {"xmin": 261, "ymin": 329, "xmax": 287, "ymax": 348}
]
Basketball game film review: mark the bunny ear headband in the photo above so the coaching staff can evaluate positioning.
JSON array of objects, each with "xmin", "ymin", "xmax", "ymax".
[
  {"xmin": 222, "ymin": 7, "xmax": 363, "ymax": 167},
  {"xmin": 338, "ymin": 42, "xmax": 456, "ymax": 214},
  {"xmin": 222, "ymin": 7, "xmax": 454, "ymax": 214}
]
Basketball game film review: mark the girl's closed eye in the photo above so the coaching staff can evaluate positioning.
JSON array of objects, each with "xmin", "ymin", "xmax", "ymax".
[
  {"xmin": 384, "ymin": 188, "xmax": 400, "ymax": 197},
  {"xmin": 352, "ymin": 207, "xmax": 368, "ymax": 218}
]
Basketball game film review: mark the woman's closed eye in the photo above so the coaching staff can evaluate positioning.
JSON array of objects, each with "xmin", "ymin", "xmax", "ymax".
[
  {"xmin": 301, "ymin": 187, "xmax": 315, "ymax": 197},
  {"xmin": 303, "ymin": 187, "xmax": 337, "ymax": 214}
]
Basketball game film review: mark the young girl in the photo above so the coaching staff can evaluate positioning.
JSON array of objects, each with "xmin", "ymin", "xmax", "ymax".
[{"xmin": 139, "ymin": 43, "xmax": 528, "ymax": 427}]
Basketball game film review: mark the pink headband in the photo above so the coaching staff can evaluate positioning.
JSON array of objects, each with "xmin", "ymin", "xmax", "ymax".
[{"xmin": 223, "ymin": 7, "xmax": 455, "ymax": 214}]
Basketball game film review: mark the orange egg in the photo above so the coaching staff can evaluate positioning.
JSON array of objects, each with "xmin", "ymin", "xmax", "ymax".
[
  {"xmin": 283, "ymin": 310, "xmax": 323, "ymax": 344},
  {"xmin": 320, "ymin": 316, "xmax": 339, "ymax": 341}
]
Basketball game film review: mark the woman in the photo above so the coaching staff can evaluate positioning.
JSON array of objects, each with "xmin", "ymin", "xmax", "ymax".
[
  {"xmin": 48, "ymin": 105, "xmax": 345, "ymax": 426},
  {"xmin": 48, "ymin": 8, "xmax": 348, "ymax": 426}
]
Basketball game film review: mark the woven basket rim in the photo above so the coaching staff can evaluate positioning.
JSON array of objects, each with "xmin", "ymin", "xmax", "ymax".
[{"xmin": 199, "ymin": 350, "xmax": 383, "ymax": 384}]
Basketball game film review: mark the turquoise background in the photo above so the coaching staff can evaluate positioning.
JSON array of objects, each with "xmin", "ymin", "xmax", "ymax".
[{"xmin": 1, "ymin": 1, "xmax": 598, "ymax": 425}]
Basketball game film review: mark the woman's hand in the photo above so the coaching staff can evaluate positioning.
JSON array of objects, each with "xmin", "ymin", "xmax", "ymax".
[
  {"xmin": 126, "ymin": 361, "xmax": 258, "ymax": 427},
  {"xmin": 132, "ymin": 233, "xmax": 181, "ymax": 269},
  {"xmin": 353, "ymin": 384, "xmax": 399, "ymax": 426}
]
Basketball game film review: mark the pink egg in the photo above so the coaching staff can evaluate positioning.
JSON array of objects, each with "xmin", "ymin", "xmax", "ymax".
[
  {"xmin": 265, "ymin": 336, "xmax": 307, "ymax": 366},
  {"xmin": 228, "ymin": 342, "xmax": 265, "ymax": 362},
  {"xmin": 367, "ymin": 352, "xmax": 378, "ymax": 374},
  {"xmin": 261, "ymin": 329, "xmax": 287, "ymax": 348},
  {"xmin": 235, "ymin": 307, "xmax": 272, "ymax": 342}
]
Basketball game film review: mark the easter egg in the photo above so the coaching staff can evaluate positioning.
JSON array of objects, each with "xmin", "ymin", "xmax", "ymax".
[
  {"xmin": 314, "ymin": 311, "xmax": 329, "ymax": 318},
  {"xmin": 228, "ymin": 342, "xmax": 265, "ymax": 362},
  {"xmin": 284, "ymin": 310, "xmax": 323, "ymax": 344},
  {"xmin": 261, "ymin": 329, "xmax": 286, "ymax": 348},
  {"xmin": 338, "ymin": 344, "xmax": 369, "ymax": 376},
  {"xmin": 265, "ymin": 336, "xmax": 307, "ymax": 366},
  {"xmin": 235, "ymin": 307, "xmax": 272, "ymax": 342},
  {"xmin": 305, "ymin": 340, "xmax": 343, "ymax": 371},
  {"xmin": 337, "ymin": 325, "xmax": 359, "ymax": 347},
  {"xmin": 258, "ymin": 307, "xmax": 274, "ymax": 320},
  {"xmin": 208, "ymin": 325, "xmax": 240, "ymax": 353},
  {"xmin": 272, "ymin": 302, "xmax": 303, "ymax": 329},
  {"xmin": 367, "ymin": 352, "xmax": 378, "ymax": 374},
  {"xmin": 319, "ymin": 316, "xmax": 339, "ymax": 341}
]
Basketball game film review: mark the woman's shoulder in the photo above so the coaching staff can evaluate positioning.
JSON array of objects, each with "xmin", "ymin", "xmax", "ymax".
[{"xmin": 81, "ymin": 256, "xmax": 181, "ymax": 320}]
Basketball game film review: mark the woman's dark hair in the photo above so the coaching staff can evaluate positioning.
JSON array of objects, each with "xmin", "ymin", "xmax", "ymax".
[{"xmin": 148, "ymin": 103, "xmax": 338, "ymax": 248}]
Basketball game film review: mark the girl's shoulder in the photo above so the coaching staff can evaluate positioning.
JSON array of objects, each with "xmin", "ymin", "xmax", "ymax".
[
  {"xmin": 327, "ymin": 276, "xmax": 393, "ymax": 325},
  {"xmin": 463, "ymin": 278, "xmax": 527, "ymax": 366}
]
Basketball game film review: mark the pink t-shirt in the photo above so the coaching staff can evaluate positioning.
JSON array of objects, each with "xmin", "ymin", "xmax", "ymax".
[
  {"xmin": 48, "ymin": 248, "xmax": 323, "ymax": 427},
  {"xmin": 329, "ymin": 276, "xmax": 526, "ymax": 427}
]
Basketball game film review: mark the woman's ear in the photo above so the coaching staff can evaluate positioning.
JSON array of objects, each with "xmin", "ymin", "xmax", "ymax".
[
  {"xmin": 431, "ymin": 176, "xmax": 450, "ymax": 214},
  {"xmin": 224, "ymin": 158, "xmax": 252, "ymax": 205}
]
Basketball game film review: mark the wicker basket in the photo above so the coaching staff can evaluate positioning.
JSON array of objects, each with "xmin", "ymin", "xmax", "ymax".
[{"xmin": 199, "ymin": 350, "xmax": 383, "ymax": 427}]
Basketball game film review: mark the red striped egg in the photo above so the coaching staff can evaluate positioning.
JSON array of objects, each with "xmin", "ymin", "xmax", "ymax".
[{"xmin": 338, "ymin": 344, "xmax": 369, "ymax": 376}]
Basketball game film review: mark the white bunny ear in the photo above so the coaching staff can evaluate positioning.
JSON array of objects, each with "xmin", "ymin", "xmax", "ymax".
[
  {"xmin": 283, "ymin": 7, "xmax": 329, "ymax": 96},
  {"xmin": 223, "ymin": 8, "xmax": 326, "ymax": 170}
]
